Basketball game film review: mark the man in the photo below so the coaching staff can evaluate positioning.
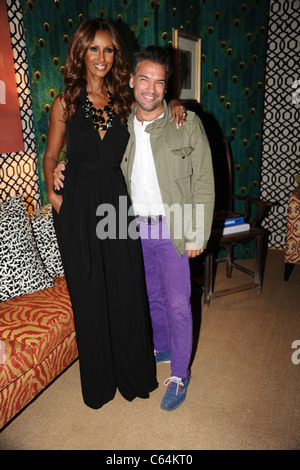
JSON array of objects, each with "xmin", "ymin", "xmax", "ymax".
[{"xmin": 121, "ymin": 46, "xmax": 215, "ymax": 411}]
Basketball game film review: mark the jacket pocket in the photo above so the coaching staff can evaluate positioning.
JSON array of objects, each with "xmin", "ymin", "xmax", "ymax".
[
  {"xmin": 169, "ymin": 146, "xmax": 194, "ymax": 182},
  {"xmin": 170, "ymin": 146, "xmax": 194, "ymax": 158},
  {"xmin": 175, "ymin": 175, "xmax": 193, "ymax": 202}
]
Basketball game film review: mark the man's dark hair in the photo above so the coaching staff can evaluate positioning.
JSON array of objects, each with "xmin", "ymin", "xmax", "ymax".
[{"xmin": 131, "ymin": 45, "xmax": 173, "ymax": 83}]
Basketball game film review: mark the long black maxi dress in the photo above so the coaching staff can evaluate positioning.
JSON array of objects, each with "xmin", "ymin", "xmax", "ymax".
[{"xmin": 52, "ymin": 89, "xmax": 158, "ymax": 409}]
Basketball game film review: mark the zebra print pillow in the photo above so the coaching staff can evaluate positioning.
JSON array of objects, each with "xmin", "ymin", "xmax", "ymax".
[
  {"xmin": 0, "ymin": 193, "xmax": 27, "ymax": 216},
  {"xmin": 0, "ymin": 195, "xmax": 54, "ymax": 302},
  {"xmin": 30, "ymin": 204, "xmax": 64, "ymax": 278}
]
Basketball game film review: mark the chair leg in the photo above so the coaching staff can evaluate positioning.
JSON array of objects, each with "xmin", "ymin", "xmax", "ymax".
[
  {"xmin": 255, "ymin": 234, "xmax": 264, "ymax": 292},
  {"xmin": 284, "ymin": 263, "xmax": 295, "ymax": 281},
  {"xmin": 204, "ymin": 252, "xmax": 213, "ymax": 305},
  {"xmin": 226, "ymin": 246, "xmax": 233, "ymax": 278}
]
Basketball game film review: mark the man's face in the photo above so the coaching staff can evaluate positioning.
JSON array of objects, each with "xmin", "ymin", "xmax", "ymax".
[{"xmin": 129, "ymin": 59, "xmax": 167, "ymax": 113}]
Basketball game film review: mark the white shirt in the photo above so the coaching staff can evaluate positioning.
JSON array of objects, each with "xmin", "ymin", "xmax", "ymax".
[{"xmin": 130, "ymin": 115, "xmax": 165, "ymax": 217}]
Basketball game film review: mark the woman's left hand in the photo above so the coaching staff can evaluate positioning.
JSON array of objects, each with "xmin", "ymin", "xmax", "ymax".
[{"xmin": 169, "ymin": 99, "xmax": 187, "ymax": 129}]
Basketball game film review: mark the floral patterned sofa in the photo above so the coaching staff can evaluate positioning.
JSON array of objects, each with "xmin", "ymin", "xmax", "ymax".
[{"xmin": 0, "ymin": 196, "xmax": 78, "ymax": 429}]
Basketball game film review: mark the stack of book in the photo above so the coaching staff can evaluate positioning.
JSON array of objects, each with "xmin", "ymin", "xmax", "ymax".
[{"xmin": 213, "ymin": 211, "xmax": 250, "ymax": 235}]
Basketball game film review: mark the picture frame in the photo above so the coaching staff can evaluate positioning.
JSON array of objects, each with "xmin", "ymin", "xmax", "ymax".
[{"xmin": 172, "ymin": 29, "xmax": 202, "ymax": 103}]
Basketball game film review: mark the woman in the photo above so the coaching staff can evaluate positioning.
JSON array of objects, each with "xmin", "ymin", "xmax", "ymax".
[{"xmin": 44, "ymin": 18, "xmax": 185, "ymax": 409}]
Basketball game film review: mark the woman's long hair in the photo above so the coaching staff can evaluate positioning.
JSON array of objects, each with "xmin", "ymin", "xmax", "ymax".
[{"xmin": 61, "ymin": 18, "xmax": 132, "ymax": 123}]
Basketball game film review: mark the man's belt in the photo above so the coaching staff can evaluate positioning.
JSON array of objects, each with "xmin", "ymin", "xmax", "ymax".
[{"xmin": 136, "ymin": 215, "xmax": 164, "ymax": 225}]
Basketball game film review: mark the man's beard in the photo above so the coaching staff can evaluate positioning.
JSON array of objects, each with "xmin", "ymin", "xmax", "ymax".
[{"xmin": 136, "ymin": 93, "xmax": 163, "ymax": 112}]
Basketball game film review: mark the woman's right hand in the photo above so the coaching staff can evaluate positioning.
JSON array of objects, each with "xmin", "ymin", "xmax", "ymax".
[
  {"xmin": 47, "ymin": 191, "xmax": 63, "ymax": 214},
  {"xmin": 54, "ymin": 161, "xmax": 67, "ymax": 191}
]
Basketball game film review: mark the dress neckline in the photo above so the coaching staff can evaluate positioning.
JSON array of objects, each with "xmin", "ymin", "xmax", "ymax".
[{"xmin": 81, "ymin": 89, "xmax": 113, "ymax": 142}]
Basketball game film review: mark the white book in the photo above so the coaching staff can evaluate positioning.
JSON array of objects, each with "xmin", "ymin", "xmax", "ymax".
[{"xmin": 222, "ymin": 223, "xmax": 250, "ymax": 235}]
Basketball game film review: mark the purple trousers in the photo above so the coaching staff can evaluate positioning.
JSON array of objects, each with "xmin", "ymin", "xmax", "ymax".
[{"xmin": 138, "ymin": 217, "xmax": 192, "ymax": 379}]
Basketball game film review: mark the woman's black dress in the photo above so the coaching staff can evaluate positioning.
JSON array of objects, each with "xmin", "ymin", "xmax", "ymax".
[{"xmin": 53, "ymin": 90, "xmax": 157, "ymax": 409}]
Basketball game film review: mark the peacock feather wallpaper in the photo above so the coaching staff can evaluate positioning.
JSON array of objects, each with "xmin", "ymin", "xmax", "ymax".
[{"xmin": 1, "ymin": 0, "xmax": 299, "ymax": 254}]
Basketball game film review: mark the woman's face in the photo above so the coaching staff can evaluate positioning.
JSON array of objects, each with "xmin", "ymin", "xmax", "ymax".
[{"xmin": 84, "ymin": 30, "xmax": 115, "ymax": 79}]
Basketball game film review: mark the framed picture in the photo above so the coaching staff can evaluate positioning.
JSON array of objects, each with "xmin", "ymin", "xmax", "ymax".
[{"xmin": 172, "ymin": 29, "xmax": 202, "ymax": 103}]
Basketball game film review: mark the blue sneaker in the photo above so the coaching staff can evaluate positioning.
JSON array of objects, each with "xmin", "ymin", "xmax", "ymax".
[
  {"xmin": 160, "ymin": 376, "xmax": 190, "ymax": 411},
  {"xmin": 154, "ymin": 349, "xmax": 171, "ymax": 364}
]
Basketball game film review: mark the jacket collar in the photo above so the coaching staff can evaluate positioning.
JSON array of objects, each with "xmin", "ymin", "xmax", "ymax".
[{"xmin": 127, "ymin": 99, "xmax": 170, "ymax": 134}]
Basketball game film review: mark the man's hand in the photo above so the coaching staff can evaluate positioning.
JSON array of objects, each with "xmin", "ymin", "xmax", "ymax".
[
  {"xmin": 186, "ymin": 248, "xmax": 204, "ymax": 258},
  {"xmin": 54, "ymin": 161, "xmax": 66, "ymax": 191},
  {"xmin": 169, "ymin": 99, "xmax": 187, "ymax": 129}
]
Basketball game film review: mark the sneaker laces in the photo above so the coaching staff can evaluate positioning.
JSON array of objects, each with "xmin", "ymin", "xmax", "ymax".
[{"xmin": 164, "ymin": 376, "xmax": 184, "ymax": 395}]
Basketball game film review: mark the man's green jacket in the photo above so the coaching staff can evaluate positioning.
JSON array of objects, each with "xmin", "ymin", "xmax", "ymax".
[{"xmin": 121, "ymin": 100, "xmax": 215, "ymax": 256}]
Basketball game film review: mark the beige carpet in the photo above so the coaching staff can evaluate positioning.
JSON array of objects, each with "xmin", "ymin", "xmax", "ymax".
[{"xmin": 1, "ymin": 249, "xmax": 299, "ymax": 450}]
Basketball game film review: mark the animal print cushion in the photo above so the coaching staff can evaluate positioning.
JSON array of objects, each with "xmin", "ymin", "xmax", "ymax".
[
  {"xmin": 0, "ymin": 195, "xmax": 54, "ymax": 302},
  {"xmin": 30, "ymin": 204, "xmax": 64, "ymax": 277},
  {"xmin": 0, "ymin": 193, "xmax": 27, "ymax": 215}
]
